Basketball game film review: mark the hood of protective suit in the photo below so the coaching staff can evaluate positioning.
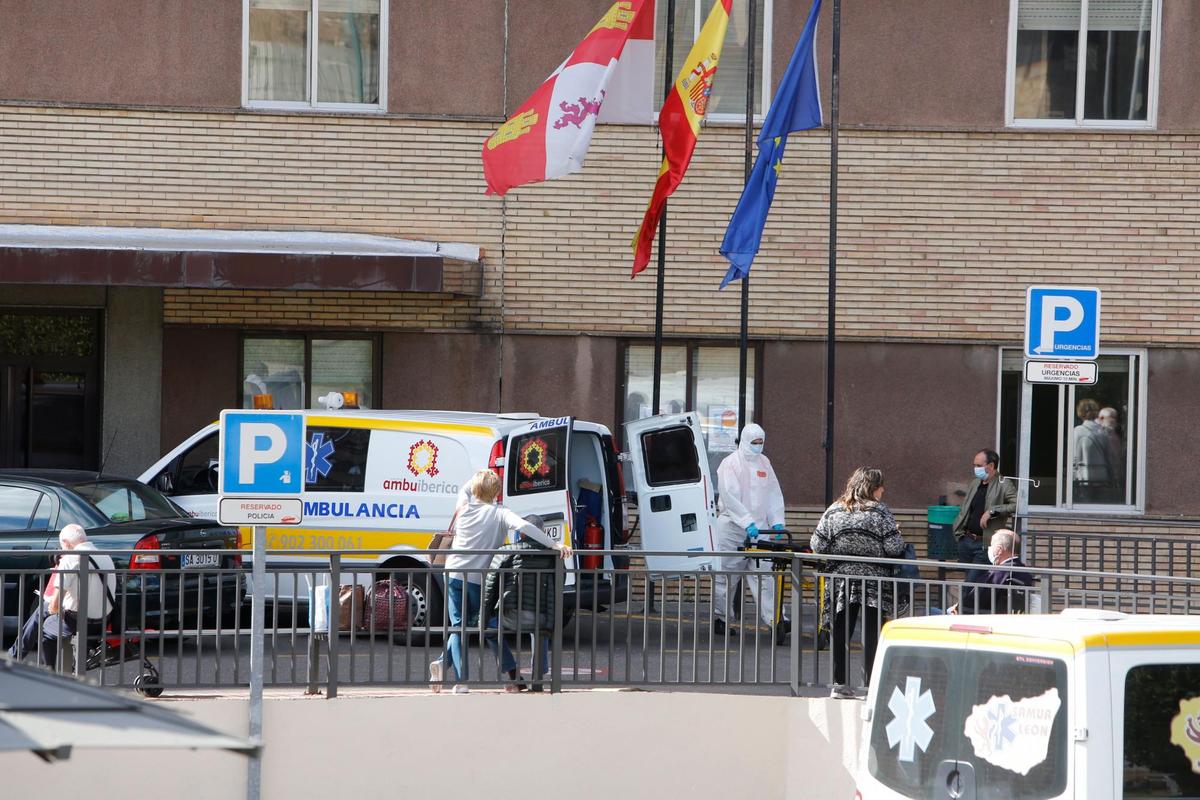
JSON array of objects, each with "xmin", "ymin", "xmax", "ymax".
[
  {"xmin": 716, "ymin": 424, "xmax": 785, "ymax": 529},
  {"xmin": 738, "ymin": 423, "xmax": 767, "ymax": 462}
]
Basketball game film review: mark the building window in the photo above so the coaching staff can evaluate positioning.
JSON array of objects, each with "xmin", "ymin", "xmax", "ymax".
[
  {"xmin": 621, "ymin": 342, "xmax": 759, "ymax": 478},
  {"xmin": 1007, "ymin": 0, "xmax": 1159, "ymax": 128},
  {"xmin": 654, "ymin": 0, "xmax": 772, "ymax": 121},
  {"xmin": 998, "ymin": 349, "xmax": 1145, "ymax": 512},
  {"xmin": 241, "ymin": 335, "xmax": 377, "ymax": 410},
  {"xmin": 244, "ymin": 0, "xmax": 387, "ymax": 111}
]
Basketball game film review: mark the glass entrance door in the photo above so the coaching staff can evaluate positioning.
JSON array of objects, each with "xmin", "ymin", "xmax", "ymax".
[{"xmin": 0, "ymin": 310, "xmax": 101, "ymax": 470}]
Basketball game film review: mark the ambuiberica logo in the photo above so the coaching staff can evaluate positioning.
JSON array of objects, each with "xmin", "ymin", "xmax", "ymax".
[
  {"xmin": 381, "ymin": 438, "xmax": 460, "ymax": 495},
  {"xmin": 407, "ymin": 439, "xmax": 440, "ymax": 477}
]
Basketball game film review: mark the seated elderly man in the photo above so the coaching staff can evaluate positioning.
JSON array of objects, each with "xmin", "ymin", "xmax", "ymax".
[
  {"xmin": 949, "ymin": 529, "xmax": 1032, "ymax": 615},
  {"xmin": 7, "ymin": 524, "xmax": 116, "ymax": 669}
]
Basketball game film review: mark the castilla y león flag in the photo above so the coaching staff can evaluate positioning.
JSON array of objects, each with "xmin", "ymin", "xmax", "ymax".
[
  {"xmin": 482, "ymin": 0, "xmax": 654, "ymax": 197},
  {"xmin": 631, "ymin": 0, "xmax": 732, "ymax": 277}
]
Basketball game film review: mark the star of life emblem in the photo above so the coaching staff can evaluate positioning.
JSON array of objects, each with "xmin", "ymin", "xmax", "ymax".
[
  {"xmin": 306, "ymin": 432, "xmax": 335, "ymax": 484},
  {"xmin": 886, "ymin": 676, "xmax": 937, "ymax": 763}
]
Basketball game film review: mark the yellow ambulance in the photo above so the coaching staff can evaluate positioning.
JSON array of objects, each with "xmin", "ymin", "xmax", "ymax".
[
  {"xmin": 855, "ymin": 610, "xmax": 1200, "ymax": 800},
  {"xmin": 139, "ymin": 408, "xmax": 718, "ymax": 627}
]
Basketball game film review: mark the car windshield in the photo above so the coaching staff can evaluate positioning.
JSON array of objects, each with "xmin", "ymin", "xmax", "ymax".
[{"xmin": 72, "ymin": 481, "xmax": 184, "ymax": 523}]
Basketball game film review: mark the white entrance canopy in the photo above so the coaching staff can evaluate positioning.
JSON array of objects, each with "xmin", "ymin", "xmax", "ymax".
[{"xmin": 0, "ymin": 223, "xmax": 483, "ymax": 295}]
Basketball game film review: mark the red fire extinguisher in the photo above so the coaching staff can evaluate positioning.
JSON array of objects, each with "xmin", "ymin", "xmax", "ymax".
[{"xmin": 581, "ymin": 517, "xmax": 604, "ymax": 571}]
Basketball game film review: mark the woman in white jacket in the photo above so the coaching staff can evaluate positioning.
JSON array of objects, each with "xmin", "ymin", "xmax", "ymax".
[{"xmin": 431, "ymin": 469, "xmax": 571, "ymax": 693}]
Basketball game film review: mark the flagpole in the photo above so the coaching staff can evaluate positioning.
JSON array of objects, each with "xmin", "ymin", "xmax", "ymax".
[
  {"xmin": 822, "ymin": 0, "xmax": 841, "ymax": 506},
  {"xmin": 738, "ymin": 0, "xmax": 757, "ymax": 434},
  {"xmin": 652, "ymin": 0, "xmax": 676, "ymax": 416}
]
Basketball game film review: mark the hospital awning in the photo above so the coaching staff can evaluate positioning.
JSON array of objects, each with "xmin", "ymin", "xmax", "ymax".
[
  {"xmin": 0, "ymin": 658, "xmax": 256, "ymax": 762},
  {"xmin": 0, "ymin": 224, "xmax": 483, "ymax": 296}
]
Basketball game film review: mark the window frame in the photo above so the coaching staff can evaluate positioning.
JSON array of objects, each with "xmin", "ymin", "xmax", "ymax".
[
  {"xmin": 654, "ymin": 0, "xmax": 775, "ymax": 125},
  {"xmin": 616, "ymin": 339, "xmax": 764, "ymax": 442},
  {"xmin": 1004, "ymin": 0, "xmax": 1162, "ymax": 130},
  {"xmin": 996, "ymin": 346, "xmax": 1148, "ymax": 515},
  {"xmin": 241, "ymin": 0, "xmax": 389, "ymax": 113},
  {"xmin": 239, "ymin": 331, "xmax": 381, "ymax": 411}
]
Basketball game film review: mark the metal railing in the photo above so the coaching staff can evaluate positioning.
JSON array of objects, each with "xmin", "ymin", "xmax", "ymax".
[
  {"xmin": 1026, "ymin": 528, "xmax": 1200, "ymax": 580},
  {"xmin": 3, "ymin": 547, "xmax": 1199, "ymax": 697}
]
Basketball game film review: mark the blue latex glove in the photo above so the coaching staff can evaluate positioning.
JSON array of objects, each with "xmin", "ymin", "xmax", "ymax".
[
  {"xmin": 745, "ymin": 523, "xmax": 760, "ymax": 540},
  {"xmin": 772, "ymin": 524, "xmax": 785, "ymax": 531}
]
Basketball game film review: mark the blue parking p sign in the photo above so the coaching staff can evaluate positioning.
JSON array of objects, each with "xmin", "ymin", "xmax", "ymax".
[
  {"xmin": 1025, "ymin": 286, "xmax": 1101, "ymax": 361},
  {"xmin": 218, "ymin": 411, "xmax": 305, "ymax": 496}
]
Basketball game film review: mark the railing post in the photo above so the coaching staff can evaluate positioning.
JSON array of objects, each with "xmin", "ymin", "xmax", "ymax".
[
  {"xmin": 1038, "ymin": 574, "xmax": 1051, "ymax": 615},
  {"xmin": 790, "ymin": 553, "xmax": 801, "ymax": 697},
  {"xmin": 551, "ymin": 557, "xmax": 564, "ymax": 694},
  {"xmin": 75, "ymin": 553, "xmax": 88, "ymax": 678},
  {"xmin": 328, "ymin": 554, "xmax": 340, "ymax": 699}
]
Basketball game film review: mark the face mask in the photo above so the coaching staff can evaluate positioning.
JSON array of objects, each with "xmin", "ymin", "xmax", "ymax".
[
  {"xmin": 973, "ymin": 466, "xmax": 988, "ymax": 480},
  {"xmin": 987, "ymin": 547, "xmax": 1000, "ymax": 565},
  {"xmin": 747, "ymin": 443, "xmax": 764, "ymax": 455}
]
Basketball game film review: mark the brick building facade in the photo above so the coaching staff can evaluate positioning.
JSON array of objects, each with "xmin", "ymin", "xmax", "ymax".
[{"xmin": 0, "ymin": 0, "xmax": 1195, "ymax": 537}]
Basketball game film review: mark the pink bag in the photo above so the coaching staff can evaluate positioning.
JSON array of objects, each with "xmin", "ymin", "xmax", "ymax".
[{"xmin": 364, "ymin": 580, "xmax": 409, "ymax": 631}]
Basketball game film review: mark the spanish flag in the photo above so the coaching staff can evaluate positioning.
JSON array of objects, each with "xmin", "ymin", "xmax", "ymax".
[{"xmin": 631, "ymin": 0, "xmax": 732, "ymax": 276}]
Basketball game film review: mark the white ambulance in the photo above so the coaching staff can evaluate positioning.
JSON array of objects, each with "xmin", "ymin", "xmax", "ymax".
[
  {"xmin": 855, "ymin": 610, "xmax": 1200, "ymax": 800},
  {"xmin": 139, "ymin": 408, "xmax": 717, "ymax": 626}
]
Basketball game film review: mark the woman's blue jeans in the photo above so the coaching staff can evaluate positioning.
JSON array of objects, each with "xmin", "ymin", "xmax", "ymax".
[{"xmin": 443, "ymin": 578, "xmax": 518, "ymax": 681}]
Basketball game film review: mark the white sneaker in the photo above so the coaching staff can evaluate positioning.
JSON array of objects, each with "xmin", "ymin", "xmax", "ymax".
[
  {"xmin": 429, "ymin": 659, "xmax": 443, "ymax": 693},
  {"xmin": 452, "ymin": 684, "xmax": 470, "ymax": 694}
]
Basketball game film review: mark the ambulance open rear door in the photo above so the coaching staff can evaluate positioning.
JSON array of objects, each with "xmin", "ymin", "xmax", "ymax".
[
  {"xmin": 503, "ymin": 417, "xmax": 576, "ymax": 551},
  {"xmin": 624, "ymin": 413, "xmax": 717, "ymax": 572}
]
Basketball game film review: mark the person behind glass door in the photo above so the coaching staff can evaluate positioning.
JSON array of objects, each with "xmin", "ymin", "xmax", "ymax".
[
  {"xmin": 952, "ymin": 448, "xmax": 1017, "ymax": 584},
  {"xmin": 711, "ymin": 423, "xmax": 789, "ymax": 644},
  {"xmin": 1097, "ymin": 406, "xmax": 1126, "ymax": 502},
  {"xmin": 1072, "ymin": 398, "xmax": 1110, "ymax": 502}
]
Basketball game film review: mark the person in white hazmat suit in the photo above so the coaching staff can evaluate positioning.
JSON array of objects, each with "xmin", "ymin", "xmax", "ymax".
[{"xmin": 712, "ymin": 424, "xmax": 790, "ymax": 643}]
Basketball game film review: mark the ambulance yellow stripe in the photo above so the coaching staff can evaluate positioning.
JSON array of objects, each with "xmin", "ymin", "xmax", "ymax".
[
  {"xmin": 241, "ymin": 527, "xmax": 440, "ymax": 559},
  {"xmin": 307, "ymin": 416, "xmax": 494, "ymax": 436},
  {"xmin": 1081, "ymin": 630, "xmax": 1200, "ymax": 649},
  {"xmin": 882, "ymin": 625, "xmax": 1075, "ymax": 656}
]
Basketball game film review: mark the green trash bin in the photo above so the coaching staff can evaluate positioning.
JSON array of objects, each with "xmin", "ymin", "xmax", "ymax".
[{"xmin": 927, "ymin": 505, "xmax": 960, "ymax": 562}]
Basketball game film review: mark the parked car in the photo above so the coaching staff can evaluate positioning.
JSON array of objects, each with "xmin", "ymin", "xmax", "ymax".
[{"xmin": 0, "ymin": 470, "xmax": 241, "ymax": 641}]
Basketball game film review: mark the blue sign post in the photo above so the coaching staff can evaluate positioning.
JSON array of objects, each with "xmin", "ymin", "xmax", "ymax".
[
  {"xmin": 217, "ymin": 409, "xmax": 305, "ymax": 800},
  {"xmin": 1024, "ymin": 286, "xmax": 1102, "ymax": 361}
]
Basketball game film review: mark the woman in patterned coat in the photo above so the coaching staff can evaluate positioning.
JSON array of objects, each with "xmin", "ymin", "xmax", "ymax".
[{"xmin": 810, "ymin": 467, "xmax": 907, "ymax": 697}]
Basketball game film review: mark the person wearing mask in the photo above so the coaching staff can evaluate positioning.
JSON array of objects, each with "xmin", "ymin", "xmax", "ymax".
[
  {"xmin": 811, "ymin": 468, "xmax": 907, "ymax": 699},
  {"xmin": 711, "ymin": 423, "xmax": 789, "ymax": 643},
  {"xmin": 8, "ymin": 524, "xmax": 116, "ymax": 669},
  {"xmin": 948, "ymin": 529, "xmax": 1032, "ymax": 615},
  {"xmin": 430, "ymin": 469, "xmax": 571, "ymax": 694},
  {"xmin": 952, "ymin": 448, "xmax": 1017, "ymax": 584}
]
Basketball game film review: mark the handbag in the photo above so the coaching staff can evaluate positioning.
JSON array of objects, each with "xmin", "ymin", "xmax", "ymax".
[
  {"xmin": 337, "ymin": 584, "xmax": 366, "ymax": 631},
  {"xmin": 429, "ymin": 508, "xmax": 459, "ymax": 567},
  {"xmin": 363, "ymin": 579, "xmax": 410, "ymax": 631}
]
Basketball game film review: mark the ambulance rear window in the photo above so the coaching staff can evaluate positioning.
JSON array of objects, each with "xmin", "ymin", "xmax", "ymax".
[
  {"xmin": 640, "ymin": 426, "xmax": 701, "ymax": 487},
  {"xmin": 1123, "ymin": 664, "xmax": 1200, "ymax": 799},
  {"xmin": 869, "ymin": 645, "xmax": 1068, "ymax": 800},
  {"xmin": 509, "ymin": 428, "xmax": 567, "ymax": 496}
]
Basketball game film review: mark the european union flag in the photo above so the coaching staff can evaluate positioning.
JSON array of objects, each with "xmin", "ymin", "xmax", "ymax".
[{"xmin": 719, "ymin": 0, "xmax": 823, "ymax": 288}]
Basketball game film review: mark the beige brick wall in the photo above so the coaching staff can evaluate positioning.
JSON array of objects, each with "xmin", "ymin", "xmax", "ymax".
[{"xmin": 3, "ymin": 105, "xmax": 1199, "ymax": 345}]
